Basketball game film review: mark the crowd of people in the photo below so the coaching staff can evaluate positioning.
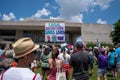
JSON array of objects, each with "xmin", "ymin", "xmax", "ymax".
[{"xmin": 0, "ymin": 37, "xmax": 120, "ymax": 80}]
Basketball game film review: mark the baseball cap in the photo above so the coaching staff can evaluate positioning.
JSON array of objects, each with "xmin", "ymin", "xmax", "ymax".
[
  {"xmin": 61, "ymin": 47, "xmax": 66, "ymax": 51},
  {"xmin": 75, "ymin": 40, "xmax": 84, "ymax": 47}
]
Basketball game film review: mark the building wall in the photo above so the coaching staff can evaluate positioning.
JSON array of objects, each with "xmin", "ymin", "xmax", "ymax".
[
  {"xmin": 0, "ymin": 20, "xmax": 113, "ymax": 44},
  {"xmin": 81, "ymin": 24, "xmax": 113, "ymax": 43},
  {"xmin": 16, "ymin": 30, "xmax": 23, "ymax": 40}
]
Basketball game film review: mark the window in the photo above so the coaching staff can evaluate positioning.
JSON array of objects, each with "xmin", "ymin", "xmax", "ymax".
[{"xmin": 0, "ymin": 30, "xmax": 15, "ymax": 36}]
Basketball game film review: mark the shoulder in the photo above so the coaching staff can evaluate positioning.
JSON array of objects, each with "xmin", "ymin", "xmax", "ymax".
[
  {"xmin": 58, "ymin": 53, "xmax": 63, "ymax": 56},
  {"xmin": 48, "ymin": 59, "xmax": 53, "ymax": 64},
  {"xmin": 58, "ymin": 53, "xmax": 62, "ymax": 58},
  {"xmin": 65, "ymin": 53, "xmax": 70, "ymax": 57},
  {"xmin": 35, "ymin": 73, "xmax": 42, "ymax": 80},
  {"xmin": 115, "ymin": 48, "xmax": 120, "ymax": 52},
  {"xmin": 70, "ymin": 52, "xmax": 79, "ymax": 57},
  {"xmin": 78, "ymin": 51, "xmax": 89, "ymax": 56},
  {"xmin": 40, "ymin": 52, "xmax": 44, "ymax": 56},
  {"xmin": 66, "ymin": 53, "xmax": 70, "ymax": 56},
  {"xmin": 57, "ymin": 59, "xmax": 62, "ymax": 63},
  {"xmin": 56, "ymin": 59, "xmax": 63, "ymax": 67},
  {"xmin": 49, "ymin": 51, "xmax": 52, "ymax": 55},
  {"xmin": 48, "ymin": 52, "xmax": 52, "ymax": 57},
  {"xmin": 56, "ymin": 59, "xmax": 63, "ymax": 65}
]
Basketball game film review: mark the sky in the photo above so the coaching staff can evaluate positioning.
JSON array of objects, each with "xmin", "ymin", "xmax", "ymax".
[{"xmin": 0, "ymin": 0, "xmax": 120, "ymax": 24}]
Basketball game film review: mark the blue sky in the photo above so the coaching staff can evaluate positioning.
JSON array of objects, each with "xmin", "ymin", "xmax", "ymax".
[{"xmin": 0, "ymin": 0, "xmax": 120, "ymax": 24}]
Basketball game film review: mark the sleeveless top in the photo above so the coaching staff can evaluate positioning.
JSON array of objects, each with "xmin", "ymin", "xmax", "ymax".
[{"xmin": 48, "ymin": 60, "xmax": 57, "ymax": 80}]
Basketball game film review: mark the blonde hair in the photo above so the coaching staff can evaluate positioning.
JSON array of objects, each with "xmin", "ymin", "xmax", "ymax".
[{"xmin": 62, "ymin": 50, "xmax": 66, "ymax": 60}]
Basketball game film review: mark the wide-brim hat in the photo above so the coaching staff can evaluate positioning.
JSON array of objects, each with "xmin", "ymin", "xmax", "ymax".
[
  {"xmin": 94, "ymin": 47, "xmax": 98, "ymax": 49},
  {"xmin": 12, "ymin": 37, "xmax": 39, "ymax": 58}
]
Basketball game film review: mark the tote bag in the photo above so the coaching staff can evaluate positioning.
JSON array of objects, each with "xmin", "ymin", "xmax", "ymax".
[{"xmin": 56, "ymin": 68, "xmax": 66, "ymax": 80}]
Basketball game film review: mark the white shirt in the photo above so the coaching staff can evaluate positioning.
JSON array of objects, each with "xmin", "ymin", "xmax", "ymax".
[
  {"xmin": 0, "ymin": 67, "xmax": 42, "ymax": 80},
  {"xmin": 58, "ymin": 53, "xmax": 71, "ymax": 64}
]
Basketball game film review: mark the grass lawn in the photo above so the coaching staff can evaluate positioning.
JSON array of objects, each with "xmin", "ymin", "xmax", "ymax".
[
  {"xmin": 35, "ymin": 63, "xmax": 120, "ymax": 80},
  {"xmin": 89, "ymin": 63, "xmax": 120, "ymax": 80}
]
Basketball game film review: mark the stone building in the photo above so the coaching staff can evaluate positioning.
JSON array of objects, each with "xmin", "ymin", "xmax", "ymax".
[{"xmin": 0, "ymin": 19, "xmax": 113, "ymax": 45}]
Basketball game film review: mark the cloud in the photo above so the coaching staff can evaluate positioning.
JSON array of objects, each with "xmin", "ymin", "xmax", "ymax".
[
  {"xmin": 2, "ymin": 12, "xmax": 16, "ymax": 21},
  {"xmin": 53, "ymin": 6, "xmax": 58, "ymax": 10},
  {"xmin": 56, "ymin": 0, "xmax": 93, "ymax": 19},
  {"xmin": 55, "ymin": 0, "xmax": 113, "ymax": 22},
  {"xmin": 19, "ymin": 18, "xmax": 24, "ymax": 21},
  {"xmin": 49, "ymin": 16, "xmax": 61, "ymax": 19},
  {"xmin": 50, "ymin": 16, "xmax": 60, "ymax": 19},
  {"xmin": 44, "ymin": 2, "xmax": 50, "ymax": 7},
  {"xmin": 70, "ymin": 14, "xmax": 83, "ymax": 23},
  {"xmin": 19, "ymin": 8, "xmax": 51, "ymax": 21},
  {"xmin": 94, "ymin": 0, "xmax": 113, "ymax": 10},
  {"xmin": 32, "ymin": 8, "xmax": 51, "ymax": 18},
  {"xmin": 96, "ymin": 18, "xmax": 107, "ymax": 24}
]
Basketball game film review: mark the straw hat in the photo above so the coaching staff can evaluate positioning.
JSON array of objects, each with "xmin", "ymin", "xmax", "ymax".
[
  {"xmin": 12, "ymin": 37, "xmax": 39, "ymax": 58},
  {"xmin": 94, "ymin": 47, "xmax": 98, "ymax": 49}
]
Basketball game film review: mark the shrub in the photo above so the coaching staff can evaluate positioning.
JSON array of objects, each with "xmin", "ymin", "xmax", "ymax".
[
  {"xmin": 86, "ymin": 42, "xmax": 114, "ymax": 48},
  {"xmin": 86, "ymin": 42, "xmax": 96, "ymax": 48},
  {"xmin": 100, "ymin": 42, "xmax": 114, "ymax": 48}
]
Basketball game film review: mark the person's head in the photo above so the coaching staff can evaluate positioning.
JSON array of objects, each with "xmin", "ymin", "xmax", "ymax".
[
  {"xmin": 109, "ymin": 47, "xmax": 115, "ymax": 52},
  {"xmin": 12, "ymin": 37, "xmax": 39, "ymax": 67},
  {"xmin": 52, "ymin": 43, "xmax": 57, "ymax": 48},
  {"xmin": 84, "ymin": 48, "xmax": 89, "ymax": 53},
  {"xmin": 104, "ymin": 48, "xmax": 109, "ymax": 55},
  {"xmin": 88, "ymin": 48, "xmax": 93, "ymax": 53},
  {"xmin": 9, "ymin": 44, "xmax": 13, "ymax": 49},
  {"xmin": 94, "ymin": 47, "xmax": 98, "ymax": 50},
  {"xmin": 89, "ymin": 48, "xmax": 93, "ymax": 51},
  {"xmin": 75, "ymin": 40, "xmax": 84, "ymax": 51},
  {"xmin": 44, "ymin": 46, "xmax": 50, "ymax": 55},
  {"xmin": 100, "ymin": 48, "xmax": 105, "ymax": 55},
  {"xmin": 5, "ymin": 50, "xmax": 15, "ymax": 58},
  {"xmin": 1, "ymin": 50, "xmax": 14, "ymax": 68},
  {"xmin": 61, "ymin": 47, "xmax": 66, "ymax": 53},
  {"xmin": 116, "ymin": 43, "xmax": 120, "ymax": 48},
  {"xmin": 61, "ymin": 47, "xmax": 66, "ymax": 59},
  {"xmin": 1, "ymin": 58, "xmax": 14, "ymax": 68},
  {"xmin": 52, "ymin": 47, "xmax": 59, "ymax": 60}
]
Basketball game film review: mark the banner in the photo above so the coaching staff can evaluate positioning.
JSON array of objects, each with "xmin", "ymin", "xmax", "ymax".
[{"xmin": 45, "ymin": 23, "xmax": 65, "ymax": 42}]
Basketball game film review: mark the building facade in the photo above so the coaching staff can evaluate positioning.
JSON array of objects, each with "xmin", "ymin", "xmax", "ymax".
[{"xmin": 0, "ymin": 19, "xmax": 113, "ymax": 45}]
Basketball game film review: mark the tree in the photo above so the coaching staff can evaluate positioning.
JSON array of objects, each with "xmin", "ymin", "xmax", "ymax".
[{"xmin": 110, "ymin": 19, "xmax": 120, "ymax": 45}]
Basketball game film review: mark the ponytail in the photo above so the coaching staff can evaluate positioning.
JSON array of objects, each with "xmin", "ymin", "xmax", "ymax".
[{"xmin": 63, "ymin": 51, "xmax": 66, "ymax": 60}]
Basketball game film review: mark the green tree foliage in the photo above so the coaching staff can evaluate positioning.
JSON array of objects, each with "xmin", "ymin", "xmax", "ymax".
[
  {"xmin": 86, "ymin": 42, "xmax": 113, "ymax": 48},
  {"xmin": 110, "ymin": 19, "xmax": 120, "ymax": 45}
]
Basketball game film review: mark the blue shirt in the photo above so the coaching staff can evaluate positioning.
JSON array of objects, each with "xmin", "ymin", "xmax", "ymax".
[
  {"xmin": 0, "ymin": 49, "xmax": 3, "ymax": 62},
  {"xmin": 115, "ymin": 47, "xmax": 120, "ymax": 62},
  {"xmin": 0, "ymin": 49, "xmax": 2, "ymax": 55},
  {"xmin": 98, "ymin": 54, "xmax": 108, "ymax": 69},
  {"xmin": 109, "ymin": 51, "xmax": 116, "ymax": 65},
  {"xmin": 89, "ymin": 52, "xmax": 94, "ymax": 63}
]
